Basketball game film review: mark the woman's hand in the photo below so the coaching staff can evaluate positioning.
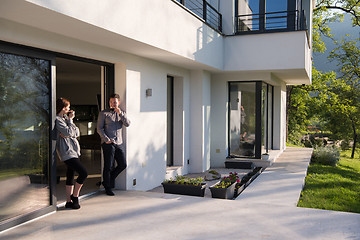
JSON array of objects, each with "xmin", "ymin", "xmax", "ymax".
[{"xmin": 68, "ymin": 110, "xmax": 75, "ymax": 120}]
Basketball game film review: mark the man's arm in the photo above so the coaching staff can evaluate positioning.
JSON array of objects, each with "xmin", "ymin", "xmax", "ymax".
[
  {"xmin": 119, "ymin": 110, "xmax": 130, "ymax": 127},
  {"xmin": 97, "ymin": 111, "xmax": 111, "ymax": 143}
]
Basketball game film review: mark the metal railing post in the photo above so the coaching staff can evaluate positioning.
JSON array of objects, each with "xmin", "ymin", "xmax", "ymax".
[{"xmin": 203, "ymin": 0, "xmax": 207, "ymax": 22}]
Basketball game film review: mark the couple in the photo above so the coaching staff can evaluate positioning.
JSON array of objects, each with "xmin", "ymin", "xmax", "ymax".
[{"xmin": 55, "ymin": 94, "xmax": 130, "ymax": 209}]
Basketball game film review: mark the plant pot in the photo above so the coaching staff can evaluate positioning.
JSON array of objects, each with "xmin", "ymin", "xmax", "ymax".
[
  {"xmin": 241, "ymin": 167, "xmax": 263, "ymax": 187},
  {"xmin": 209, "ymin": 181, "xmax": 236, "ymax": 199},
  {"xmin": 261, "ymin": 154, "xmax": 269, "ymax": 161},
  {"xmin": 161, "ymin": 182, "xmax": 207, "ymax": 197},
  {"xmin": 28, "ymin": 174, "xmax": 46, "ymax": 184},
  {"xmin": 234, "ymin": 183, "xmax": 245, "ymax": 197}
]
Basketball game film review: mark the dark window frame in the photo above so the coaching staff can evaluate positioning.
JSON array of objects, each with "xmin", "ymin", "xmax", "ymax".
[{"xmin": 228, "ymin": 81, "xmax": 274, "ymax": 159}]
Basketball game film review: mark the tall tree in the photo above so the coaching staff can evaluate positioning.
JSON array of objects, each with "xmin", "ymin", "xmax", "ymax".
[
  {"xmin": 287, "ymin": 0, "xmax": 360, "ymax": 143},
  {"xmin": 324, "ymin": 36, "xmax": 360, "ymax": 158}
]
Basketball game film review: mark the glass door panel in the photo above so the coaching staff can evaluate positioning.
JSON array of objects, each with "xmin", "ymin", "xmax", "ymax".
[
  {"xmin": 0, "ymin": 51, "xmax": 50, "ymax": 222},
  {"xmin": 229, "ymin": 82, "xmax": 256, "ymax": 157}
]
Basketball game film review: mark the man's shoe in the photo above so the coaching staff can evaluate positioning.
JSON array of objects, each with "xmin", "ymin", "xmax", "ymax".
[{"xmin": 105, "ymin": 188, "xmax": 115, "ymax": 196}]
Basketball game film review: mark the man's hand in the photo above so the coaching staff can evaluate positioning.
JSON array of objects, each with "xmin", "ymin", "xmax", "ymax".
[
  {"xmin": 114, "ymin": 107, "xmax": 121, "ymax": 115},
  {"xmin": 59, "ymin": 133, "xmax": 67, "ymax": 138}
]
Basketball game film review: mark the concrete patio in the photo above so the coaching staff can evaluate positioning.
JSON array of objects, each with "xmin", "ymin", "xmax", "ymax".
[{"xmin": 1, "ymin": 147, "xmax": 360, "ymax": 240}]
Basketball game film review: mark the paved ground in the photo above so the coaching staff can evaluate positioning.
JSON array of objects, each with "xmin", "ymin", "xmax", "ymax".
[{"xmin": 1, "ymin": 147, "xmax": 360, "ymax": 240}]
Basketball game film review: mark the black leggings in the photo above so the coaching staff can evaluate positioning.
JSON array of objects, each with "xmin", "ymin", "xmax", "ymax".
[{"xmin": 64, "ymin": 158, "xmax": 88, "ymax": 185}]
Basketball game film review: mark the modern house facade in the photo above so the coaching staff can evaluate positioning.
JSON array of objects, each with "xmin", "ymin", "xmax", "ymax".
[{"xmin": 0, "ymin": 0, "xmax": 312, "ymax": 231}]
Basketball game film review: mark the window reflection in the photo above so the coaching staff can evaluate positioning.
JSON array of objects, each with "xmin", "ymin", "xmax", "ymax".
[
  {"xmin": 229, "ymin": 82, "xmax": 256, "ymax": 157},
  {"xmin": 0, "ymin": 52, "xmax": 50, "ymax": 222}
]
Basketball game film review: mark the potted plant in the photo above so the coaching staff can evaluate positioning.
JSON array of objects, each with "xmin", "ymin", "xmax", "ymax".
[
  {"xmin": 162, "ymin": 175, "xmax": 207, "ymax": 197},
  {"xmin": 261, "ymin": 153, "xmax": 269, "ymax": 161},
  {"xmin": 209, "ymin": 172, "xmax": 240, "ymax": 199}
]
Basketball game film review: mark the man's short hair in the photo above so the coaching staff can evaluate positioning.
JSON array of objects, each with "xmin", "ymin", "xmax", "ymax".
[{"xmin": 109, "ymin": 93, "xmax": 120, "ymax": 100}]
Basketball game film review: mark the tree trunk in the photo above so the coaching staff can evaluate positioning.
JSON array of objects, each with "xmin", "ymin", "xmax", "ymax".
[{"xmin": 351, "ymin": 121, "xmax": 357, "ymax": 159}]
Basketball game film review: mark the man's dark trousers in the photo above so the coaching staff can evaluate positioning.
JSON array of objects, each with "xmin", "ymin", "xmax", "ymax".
[{"xmin": 102, "ymin": 143, "xmax": 127, "ymax": 189}]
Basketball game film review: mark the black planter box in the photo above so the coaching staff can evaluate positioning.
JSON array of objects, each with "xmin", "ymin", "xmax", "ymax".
[
  {"xmin": 225, "ymin": 161, "xmax": 254, "ymax": 169},
  {"xmin": 162, "ymin": 182, "xmax": 207, "ymax": 197},
  {"xmin": 209, "ymin": 182, "xmax": 236, "ymax": 199},
  {"xmin": 234, "ymin": 183, "xmax": 245, "ymax": 197}
]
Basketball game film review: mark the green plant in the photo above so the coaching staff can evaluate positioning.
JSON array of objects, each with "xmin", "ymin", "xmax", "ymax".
[
  {"xmin": 208, "ymin": 170, "xmax": 219, "ymax": 175},
  {"xmin": 311, "ymin": 145, "xmax": 340, "ymax": 166},
  {"xmin": 163, "ymin": 175, "xmax": 205, "ymax": 186},
  {"xmin": 213, "ymin": 172, "xmax": 240, "ymax": 189}
]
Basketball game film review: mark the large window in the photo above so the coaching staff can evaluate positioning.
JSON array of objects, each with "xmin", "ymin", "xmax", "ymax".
[
  {"xmin": 229, "ymin": 82, "xmax": 256, "ymax": 157},
  {"xmin": 229, "ymin": 81, "xmax": 273, "ymax": 158},
  {"xmin": 0, "ymin": 51, "xmax": 50, "ymax": 223},
  {"xmin": 235, "ymin": 0, "xmax": 304, "ymax": 33}
]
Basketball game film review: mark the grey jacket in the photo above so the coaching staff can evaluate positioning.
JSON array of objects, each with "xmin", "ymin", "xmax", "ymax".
[
  {"xmin": 55, "ymin": 115, "xmax": 81, "ymax": 161},
  {"xmin": 97, "ymin": 109, "xmax": 130, "ymax": 145}
]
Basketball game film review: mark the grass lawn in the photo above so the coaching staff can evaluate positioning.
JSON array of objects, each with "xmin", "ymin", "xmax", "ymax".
[
  {"xmin": 0, "ymin": 168, "xmax": 40, "ymax": 181},
  {"xmin": 297, "ymin": 149, "xmax": 360, "ymax": 213}
]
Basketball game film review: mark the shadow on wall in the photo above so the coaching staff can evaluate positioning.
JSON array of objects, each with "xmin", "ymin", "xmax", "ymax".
[
  {"xmin": 193, "ymin": 24, "xmax": 223, "ymax": 69},
  {"xmin": 127, "ymin": 140, "xmax": 167, "ymax": 191}
]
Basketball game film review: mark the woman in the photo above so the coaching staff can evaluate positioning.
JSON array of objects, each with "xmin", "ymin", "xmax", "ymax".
[{"xmin": 55, "ymin": 98, "xmax": 88, "ymax": 209}]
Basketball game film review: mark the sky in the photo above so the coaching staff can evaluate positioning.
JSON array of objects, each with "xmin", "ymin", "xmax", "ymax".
[{"xmin": 313, "ymin": 14, "xmax": 360, "ymax": 73}]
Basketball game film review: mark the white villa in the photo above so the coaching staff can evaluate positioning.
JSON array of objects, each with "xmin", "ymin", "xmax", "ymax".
[{"xmin": 0, "ymin": 0, "xmax": 312, "ymax": 231}]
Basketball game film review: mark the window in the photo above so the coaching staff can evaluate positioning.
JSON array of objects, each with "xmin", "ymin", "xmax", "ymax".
[
  {"xmin": 0, "ymin": 51, "xmax": 51, "ymax": 223},
  {"xmin": 229, "ymin": 82, "xmax": 256, "ymax": 157},
  {"xmin": 229, "ymin": 81, "xmax": 273, "ymax": 158}
]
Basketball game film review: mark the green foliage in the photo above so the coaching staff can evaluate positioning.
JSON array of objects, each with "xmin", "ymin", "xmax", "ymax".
[
  {"xmin": 213, "ymin": 172, "xmax": 240, "ymax": 189},
  {"xmin": 298, "ymin": 150, "xmax": 360, "ymax": 213},
  {"xmin": 288, "ymin": 2, "xmax": 360, "ymax": 149},
  {"xmin": 311, "ymin": 145, "xmax": 340, "ymax": 166},
  {"xmin": 287, "ymin": 131, "xmax": 305, "ymax": 146},
  {"xmin": 163, "ymin": 175, "xmax": 205, "ymax": 186},
  {"xmin": 318, "ymin": 36, "xmax": 360, "ymax": 158},
  {"xmin": 0, "ymin": 168, "xmax": 41, "ymax": 181},
  {"xmin": 313, "ymin": 0, "xmax": 360, "ymax": 52}
]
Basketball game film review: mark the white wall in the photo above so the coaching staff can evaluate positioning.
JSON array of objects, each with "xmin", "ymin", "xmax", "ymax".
[
  {"xmin": 210, "ymin": 77, "xmax": 228, "ymax": 167},
  {"xmin": 189, "ymin": 70, "xmax": 211, "ymax": 173},
  {"xmin": 19, "ymin": 0, "xmax": 224, "ymax": 70},
  {"xmin": 224, "ymin": 31, "xmax": 309, "ymax": 72},
  {"xmin": 125, "ymin": 58, "xmax": 192, "ymax": 191}
]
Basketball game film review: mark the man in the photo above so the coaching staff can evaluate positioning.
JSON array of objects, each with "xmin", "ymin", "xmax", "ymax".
[{"xmin": 97, "ymin": 94, "xmax": 130, "ymax": 196}]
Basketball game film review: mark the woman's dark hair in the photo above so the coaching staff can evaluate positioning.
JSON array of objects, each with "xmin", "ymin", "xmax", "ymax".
[{"xmin": 56, "ymin": 98, "xmax": 70, "ymax": 114}]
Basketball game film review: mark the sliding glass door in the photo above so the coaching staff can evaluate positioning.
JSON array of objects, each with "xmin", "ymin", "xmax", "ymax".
[
  {"xmin": 229, "ymin": 81, "xmax": 273, "ymax": 158},
  {"xmin": 0, "ymin": 50, "xmax": 52, "ymax": 224},
  {"xmin": 229, "ymin": 82, "xmax": 256, "ymax": 157}
]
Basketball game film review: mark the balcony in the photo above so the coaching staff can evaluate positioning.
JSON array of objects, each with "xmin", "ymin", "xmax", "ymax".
[
  {"xmin": 235, "ymin": 10, "xmax": 307, "ymax": 34},
  {"xmin": 174, "ymin": 0, "xmax": 222, "ymax": 32}
]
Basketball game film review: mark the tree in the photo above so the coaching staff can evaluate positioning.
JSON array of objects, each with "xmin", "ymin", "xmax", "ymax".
[
  {"xmin": 286, "ymin": 0, "xmax": 360, "ymax": 144},
  {"xmin": 323, "ymin": 36, "xmax": 360, "ymax": 158},
  {"xmin": 313, "ymin": 0, "xmax": 360, "ymax": 52}
]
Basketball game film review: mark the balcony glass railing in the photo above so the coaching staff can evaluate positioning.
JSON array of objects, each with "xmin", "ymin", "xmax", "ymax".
[
  {"xmin": 235, "ymin": 10, "xmax": 307, "ymax": 34},
  {"xmin": 175, "ymin": 0, "xmax": 222, "ymax": 32}
]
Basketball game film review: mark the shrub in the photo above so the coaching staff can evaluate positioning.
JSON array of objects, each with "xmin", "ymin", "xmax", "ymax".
[
  {"xmin": 311, "ymin": 146, "xmax": 340, "ymax": 166},
  {"xmin": 340, "ymin": 139, "xmax": 350, "ymax": 151},
  {"xmin": 163, "ymin": 175, "xmax": 205, "ymax": 186}
]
